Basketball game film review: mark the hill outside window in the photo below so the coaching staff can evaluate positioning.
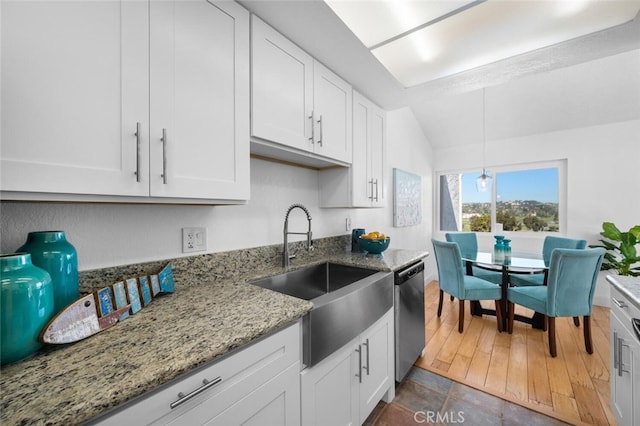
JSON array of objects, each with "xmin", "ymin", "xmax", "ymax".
[{"xmin": 438, "ymin": 160, "xmax": 565, "ymax": 234}]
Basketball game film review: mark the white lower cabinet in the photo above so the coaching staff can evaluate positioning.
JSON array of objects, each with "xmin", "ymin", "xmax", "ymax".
[
  {"xmin": 610, "ymin": 286, "xmax": 640, "ymax": 426},
  {"xmin": 94, "ymin": 322, "xmax": 300, "ymax": 426},
  {"xmin": 300, "ymin": 309, "xmax": 394, "ymax": 426}
]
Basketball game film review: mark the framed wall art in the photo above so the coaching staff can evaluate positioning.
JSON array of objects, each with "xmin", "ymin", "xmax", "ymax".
[{"xmin": 393, "ymin": 168, "xmax": 422, "ymax": 227}]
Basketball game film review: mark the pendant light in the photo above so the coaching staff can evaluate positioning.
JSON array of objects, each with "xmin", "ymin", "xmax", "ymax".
[{"xmin": 476, "ymin": 88, "xmax": 492, "ymax": 192}]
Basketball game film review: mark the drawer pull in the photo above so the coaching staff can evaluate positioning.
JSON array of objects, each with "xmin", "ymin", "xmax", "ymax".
[
  {"xmin": 170, "ymin": 376, "xmax": 222, "ymax": 409},
  {"xmin": 613, "ymin": 298, "xmax": 628, "ymax": 309}
]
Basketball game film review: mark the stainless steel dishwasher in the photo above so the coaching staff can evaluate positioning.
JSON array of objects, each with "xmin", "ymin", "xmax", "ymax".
[{"xmin": 394, "ymin": 260, "xmax": 425, "ymax": 382}]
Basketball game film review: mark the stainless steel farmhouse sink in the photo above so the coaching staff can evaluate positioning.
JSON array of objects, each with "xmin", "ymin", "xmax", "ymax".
[{"xmin": 250, "ymin": 262, "xmax": 393, "ymax": 367}]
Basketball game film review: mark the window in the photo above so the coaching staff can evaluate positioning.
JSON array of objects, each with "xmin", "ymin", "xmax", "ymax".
[{"xmin": 438, "ymin": 161, "xmax": 564, "ymax": 233}]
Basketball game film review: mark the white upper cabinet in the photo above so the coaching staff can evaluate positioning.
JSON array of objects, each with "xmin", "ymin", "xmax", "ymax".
[
  {"xmin": 251, "ymin": 15, "xmax": 352, "ymax": 167},
  {"xmin": 319, "ymin": 91, "xmax": 386, "ymax": 208},
  {"xmin": 1, "ymin": 0, "xmax": 149, "ymax": 197},
  {"xmin": 312, "ymin": 61, "xmax": 352, "ymax": 164},
  {"xmin": 250, "ymin": 15, "xmax": 313, "ymax": 153},
  {"xmin": 0, "ymin": 0, "xmax": 249, "ymax": 203},
  {"xmin": 149, "ymin": 0, "xmax": 249, "ymax": 200}
]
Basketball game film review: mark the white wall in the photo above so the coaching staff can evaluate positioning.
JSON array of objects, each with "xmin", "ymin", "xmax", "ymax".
[
  {"xmin": 433, "ymin": 118, "xmax": 640, "ymax": 306},
  {"xmin": 0, "ymin": 107, "xmax": 434, "ymax": 273}
]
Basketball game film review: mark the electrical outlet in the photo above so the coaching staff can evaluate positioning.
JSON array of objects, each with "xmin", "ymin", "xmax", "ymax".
[
  {"xmin": 345, "ymin": 217, "xmax": 352, "ymax": 231},
  {"xmin": 182, "ymin": 227, "xmax": 207, "ymax": 253}
]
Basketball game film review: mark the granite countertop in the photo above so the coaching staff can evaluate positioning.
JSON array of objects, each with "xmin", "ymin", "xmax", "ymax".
[
  {"xmin": 606, "ymin": 274, "xmax": 640, "ymax": 310},
  {"xmin": 0, "ymin": 247, "xmax": 428, "ymax": 425}
]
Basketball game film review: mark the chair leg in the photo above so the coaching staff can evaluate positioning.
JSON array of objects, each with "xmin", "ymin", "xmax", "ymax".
[
  {"xmin": 548, "ymin": 317, "xmax": 557, "ymax": 357},
  {"xmin": 494, "ymin": 300, "xmax": 503, "ymax": 332},
  {"xmin": 573, "ymin": 316, "xmax": 580, "ymax": 327},
  {"xmin": 507, "ymin": 302, "xmax": 515, "ymax": 334},
  {"xmin": 438, "ymin": 289, "xmax": 444, "ymax": 317},
  {"xmin": 584, "ymin": 315, "xmax": 593, "ymax": 354},
  {"xmin": 458, "ymin": 300, "xmax": 465, "ymax": 333}
]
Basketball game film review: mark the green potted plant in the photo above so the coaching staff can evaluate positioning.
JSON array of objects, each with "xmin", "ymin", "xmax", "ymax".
[{"xmin": 589, "ymin": 222, "xmax": 640, "ymax": 276}]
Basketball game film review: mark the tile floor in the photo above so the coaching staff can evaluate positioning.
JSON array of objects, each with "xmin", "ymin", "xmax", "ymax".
[{"xmin": 364, "ymin": 367, "xmax": 571, "ymax": 426}]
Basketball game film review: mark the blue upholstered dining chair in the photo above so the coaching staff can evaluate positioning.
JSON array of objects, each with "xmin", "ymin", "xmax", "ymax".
[
  {"xmin": 445, "ymin": 232, "xmax": 502, "ymax": 285},
  {"xmin": 432, "ymin": 239, "xmax": 503, "ymax": 333},
  {"xmin": 506, "ymin": 248, "xmax": 605, "ymax": 357},
  {"xmin": 509, "ymin": 236, "xmax": 587, "ymax": 287}
]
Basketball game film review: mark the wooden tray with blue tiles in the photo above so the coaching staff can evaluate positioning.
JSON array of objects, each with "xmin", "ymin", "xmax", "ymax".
[{"xmin": 40, "ymin": 263, "xmax": 176, "ymax": 344}]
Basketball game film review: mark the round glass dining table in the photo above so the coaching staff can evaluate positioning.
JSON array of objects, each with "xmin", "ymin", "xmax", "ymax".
[{"xmin": 461, "ymin": 252, "xmax": 548, "ymax": 331}]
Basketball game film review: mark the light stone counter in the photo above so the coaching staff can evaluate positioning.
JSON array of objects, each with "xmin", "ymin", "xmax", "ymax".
[
  {"xmin": 606, "ymin": 274, "xmax": 640, "ymax": 310},
  {"xmin": 0, "ymin": 237, "xmax": 428, "ymax": 425}
]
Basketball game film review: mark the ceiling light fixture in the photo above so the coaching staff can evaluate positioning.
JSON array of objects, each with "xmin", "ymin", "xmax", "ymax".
[{"xmin": 476, "ymin": 88, "xmax": 491, "ymax": 192}]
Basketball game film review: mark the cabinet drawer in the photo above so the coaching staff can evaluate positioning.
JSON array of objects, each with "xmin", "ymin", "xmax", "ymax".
[
  {"xmin": 611, "ymin": 287, "xmax": 640, "ymax": 322},
  {"xmin": 95, "ymin": 322, "xmax": 300, "ymax": 425}
]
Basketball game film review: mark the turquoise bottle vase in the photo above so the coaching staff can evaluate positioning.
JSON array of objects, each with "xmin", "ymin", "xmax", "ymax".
[
  {"xmin": 18, "ymin": 231, "xmax": 79, "ymax": 314},
  {"xmin": 503, "ymin": 239, "xmax": 512, "ymax": 264},
  {"xmin": 493, "ymin": 235, "xmax": 505, "ymax": 264},
  {"xmin": 1, "ymin": 253, "xmax": 55, "ymax": 365}
]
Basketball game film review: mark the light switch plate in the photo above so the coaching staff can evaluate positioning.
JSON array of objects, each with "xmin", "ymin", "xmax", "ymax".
[{"xmin": 182, "ymin": 227, "xmax": 207, "ymax": 253}]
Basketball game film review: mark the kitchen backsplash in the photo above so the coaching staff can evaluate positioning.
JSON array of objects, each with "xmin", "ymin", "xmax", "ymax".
[{"xmin": 79, "ymin": 235, "xmax": 351, "ymax": 293}]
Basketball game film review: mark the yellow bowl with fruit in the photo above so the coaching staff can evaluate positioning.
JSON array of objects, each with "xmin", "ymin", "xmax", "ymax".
[{"xmin": 359, "ymin": 232, "xmax": 390, "ymax": 255}]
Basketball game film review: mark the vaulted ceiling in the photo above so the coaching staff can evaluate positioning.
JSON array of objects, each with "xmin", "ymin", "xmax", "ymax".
[{"xmin": 239, "ymin": 0, "xmax": 640, "ymax": 148}]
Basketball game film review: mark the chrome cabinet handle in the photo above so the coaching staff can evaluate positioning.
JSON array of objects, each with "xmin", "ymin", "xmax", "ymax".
[
  {"xmin": 613, "ymin": 298, "xmax": 628, "ymax": 309},
  {"xmin": 134, "ymin": 122, "xmax": 141, "ymax": 182},
  {"xmin": 368, "ymin": 179, "xmax": 374, "ymax": 200},
  {"xmin": 374, "ymin": 179, "xmax": 379, "ymax": 201},
  {"xmin": 161, "ymin": 128, "xmax": 167, "ymax": 184},
  {"xmin": 317, "ymin": 114, "xmax": 323, "ymax": 146},
  {"xmin": 617, "ymin": 335, "xmax": 622, "ymax": 376},
  {"xmin": 363, "ymin": 338, "xmax": 370, "ymax": 376},
  {"xmin": 355, "ymin": 345, "xmax": 362, "ymax": 383},
  {"xmin": 617, "ymin": 336, "xmax": 629, "ymax": 377},
  {"xmin": 308, "ymin": 112, "xmax": 315, "ymax": 143},
  {"xmin": 613, "ymin": 331, "xmax": 619, "ymax": 371},
  {"xmin": 170, "ymin": 376, "xmax": 222, "ymax": 409}
]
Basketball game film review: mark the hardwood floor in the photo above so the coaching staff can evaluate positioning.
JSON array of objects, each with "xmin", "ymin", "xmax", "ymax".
[{"xmin": 415, "ymin": 281, "xmax": 615, "ymax": 426}]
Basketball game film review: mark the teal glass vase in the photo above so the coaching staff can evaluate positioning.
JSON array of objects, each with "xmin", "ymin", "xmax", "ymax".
[
  {"xmin": 1, "ymin": 253, "xmax": 55, "ymax": 365},
  {"xmin": 493, "ymin": 235, "xmax": 505, "ymax": 263},
  {"xmin": 18, "ymin": 231, "xmax": 79, "ymax": 314},
  {"xmin": 503, "ymin": 239, "xmax": 512, "ymax": 264}
]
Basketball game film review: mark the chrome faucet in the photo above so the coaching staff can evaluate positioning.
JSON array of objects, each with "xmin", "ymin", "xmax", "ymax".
[{"xmin": 283, "ymin": 203, "xmax": 313, "ymax": 267}]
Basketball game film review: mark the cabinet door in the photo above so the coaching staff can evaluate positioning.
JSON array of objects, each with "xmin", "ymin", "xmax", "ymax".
[
  {"xmin": 358, "ymin": 309, "xmax": 394, "ymax": 424},
  {"xmin": 149, "ymin": 0, "xmax": 249, "ymax": 200},
  {"xmin": 313, "ymin": 62, "xmax": 352, "ymax": 163},
  {"xmin": 351, "ymin": 93, "xmax": 371, "ymax": 207},
  {"xmin": 301, "ymin": 342, "xmax": 358, "ymax": 426},
  {"xmin": 1, "ymin": 0, "xmax": 149, "ymax": 197},
  {"xmin": 251, "ymin": 16, "xmax": 313, "ymax": 152},
  {"xmin": 369, "ymin": 105, "xmax": 386, "ymax": 207},
  {"xmin": 610, "ymin": 311, "xmax": 637, "ymax": 426}
]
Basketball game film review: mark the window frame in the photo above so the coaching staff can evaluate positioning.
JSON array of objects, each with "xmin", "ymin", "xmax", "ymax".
[{"xmin": 435, "ymin": 159, "xmax": 567, "ymax": 236}]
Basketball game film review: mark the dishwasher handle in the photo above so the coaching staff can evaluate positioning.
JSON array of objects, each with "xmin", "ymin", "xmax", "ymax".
[{"xmin": 395, "ymin": 261, "xmax": 424, "ymax": 284}]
